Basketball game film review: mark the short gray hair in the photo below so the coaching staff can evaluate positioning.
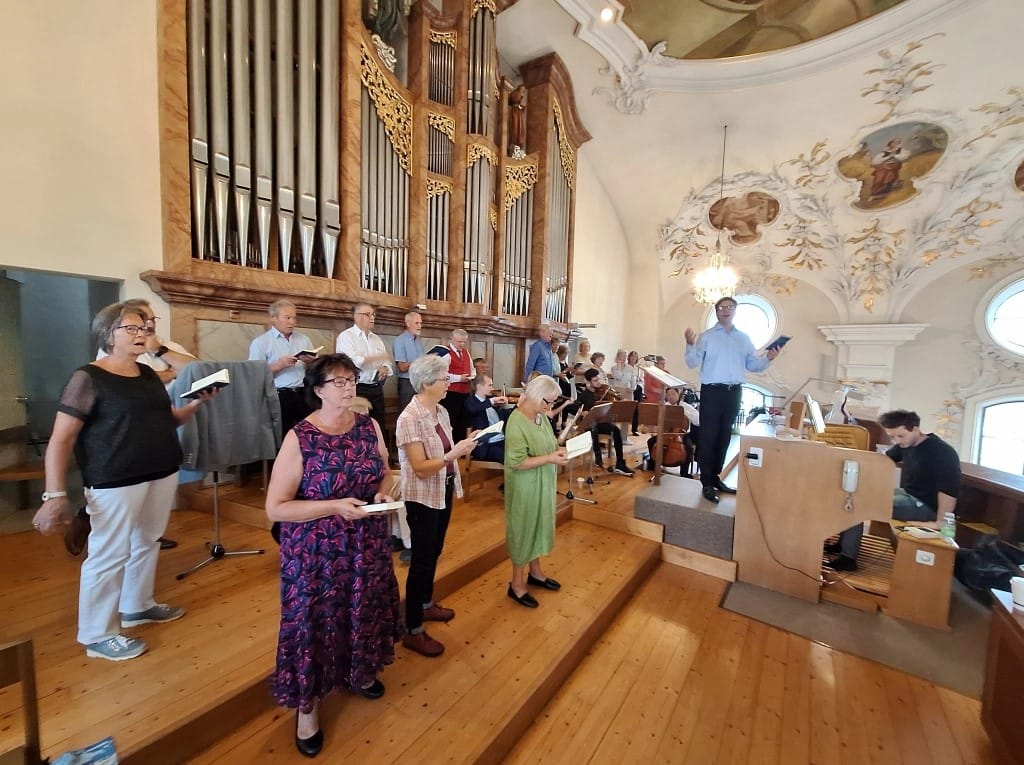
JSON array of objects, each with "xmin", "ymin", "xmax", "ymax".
[
  {"xmin": 269, "ymin": 299, "xmax": 295, "ymax": 318},
  {"xmin": 409, "ymin": 354, "xmax": 449, "ymax": 393},
  {"xmin": 92, "ymin": 302, "xmax": 141, "ymax": 353},
  {"xmin": 450, "ymin": 328, "xmax": 468, "ymax": 341},
  {"xmin": 520, "ymin": 375, "xmax": 560, "ymax": 407}
]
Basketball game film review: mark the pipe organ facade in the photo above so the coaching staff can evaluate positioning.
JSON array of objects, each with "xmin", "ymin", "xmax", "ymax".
[{"xmin": 151, "ymin": 0, "xmax": 591, "ymax": 350}]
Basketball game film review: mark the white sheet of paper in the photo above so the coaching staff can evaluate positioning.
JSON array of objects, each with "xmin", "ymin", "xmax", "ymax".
[
  {"xmin": 472, "ymin": 421, "xmax": 504, "ymax": 440},
  {"xmin": 565, "ymin": 431, "xmax": 593, "ymax": 460}
]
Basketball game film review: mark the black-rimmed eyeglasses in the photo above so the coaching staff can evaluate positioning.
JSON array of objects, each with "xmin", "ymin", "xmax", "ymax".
[
  {"xmin": 323, "ymin": 376, "xmax": 357, "ymax": 388},
  {"xmin": 117, "ymin": 325, "xmax": 156, "ymax": 336}
]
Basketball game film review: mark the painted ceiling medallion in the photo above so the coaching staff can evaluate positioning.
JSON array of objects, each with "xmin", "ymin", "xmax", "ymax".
[
  {"xmin": 837, "ymin": 122, "xmax": 948, "ymax": 210},
  {"xmin": 709, "ymin": 191, "xmax": 780, "ymax": 245}
]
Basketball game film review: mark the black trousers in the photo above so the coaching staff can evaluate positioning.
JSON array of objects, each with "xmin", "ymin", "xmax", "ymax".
[
  {"xmin": 404, "ymin": 479, "xmax": 454, "ymax": 631},
  {"xmin": 276, "ymin": 387, "xmax": 311, "ymax": 438},
  {"xmin": 697, "ymin": 384, "xmax": 742, "ymax": 488},
  {"xmin": 591, "ymin": 423, "xmax": 624, "ymax": 466},
  {"xmin": 441, "ymin": 391, "xmax": 469, "ymax": 442},
  {"xmin": 356, "ymin": 382, "xmax": 386, "ymax": 429},
  {"xmin": 397, "ymin": 377, "xmax": 415, "ymax": 415}
]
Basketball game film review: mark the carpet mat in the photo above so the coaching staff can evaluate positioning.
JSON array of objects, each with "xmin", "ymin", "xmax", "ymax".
[{"xmin": 721, "ymin": 578, "xmax": 990, "ymax": 698}]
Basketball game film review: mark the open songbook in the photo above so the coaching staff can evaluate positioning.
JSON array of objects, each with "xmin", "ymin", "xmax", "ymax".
[
  {"xmin": 296, "ymin": 345, "xmax": 324, "ymax": 359},
  {"xmin": 472, "ymin": 420, "xmax": 504, "ymax": 441},
  {"xmin": 179, "ymin": 368, "xmax": 230, "ymax": 399},
  {"xmin": 565, "ymin": 431, "xmax": 593, "ymax": 460}
]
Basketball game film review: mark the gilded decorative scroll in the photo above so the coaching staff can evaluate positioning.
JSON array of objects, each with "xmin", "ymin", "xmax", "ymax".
[
  {"xmin": 467, "ymin": 142, "xmax": 497, "ymax": 167},
  {"xmin": 426, "ymin": 177, "xmax": 453, "ymax": 198},
  {"xmin": 429, "ymin": 30, "xmax": 457, "ymax": 48},
  {"xmin": 472, "ymin": 0, "xmax": 497, "ymax": 16},
  {"xmin": 428, "ymin": 112, "xmax": 455, "ymax": 140},
  {"xmin": 360, "ymin": 40, "xmax": 413, "ymax": 173},
  {"xmin": 489, "ymin": 207, "xmax": 497, "ymax": 231},
  {"xmin": 504, "ymin": 160, "xmax": 539, "ymax": 210},
  {"xmin": 552, "ymin": 99, "xmax": 576, "ymax": 191}
]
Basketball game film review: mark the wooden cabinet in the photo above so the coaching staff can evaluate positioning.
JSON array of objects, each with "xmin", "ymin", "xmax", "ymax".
[{"xmin": 982, "ymin": 590, "xmax": 1024, "ymax": 765}]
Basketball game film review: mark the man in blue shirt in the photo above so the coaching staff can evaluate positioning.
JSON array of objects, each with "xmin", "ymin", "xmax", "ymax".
[
  {"xmin": 684, "ymin": 296, "xmax": 779, "ymax": 503},
  {"xmin": 393, "ymin": 310, "xmax": 425, "ymax": 414},
  {"xmin": 523, "ymin": 325, "xmax": 555, "ymax": 381},
  {"xmin": 248, "ymin": 298, "xmax": 316, "ymax": 437}
]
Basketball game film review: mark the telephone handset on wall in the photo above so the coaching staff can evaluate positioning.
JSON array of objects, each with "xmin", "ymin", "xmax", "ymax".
[{"xmin": 842, "ymin": 460, "xmax": 860, "ymax": 494}]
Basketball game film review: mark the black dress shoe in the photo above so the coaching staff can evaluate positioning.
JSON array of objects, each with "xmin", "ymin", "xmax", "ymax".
[
  {"xmin": 354, "ymin": 678, "xmax": 385, "ymax": 700},
  {"xmin": 715, "ymin": 481, "xmax": 737, "ymax": 495},
  {"xmin": 702, "ymin": 486, "xmax": 720, "ymax": 504},
  {"xmin": 158, "ymin": 537, "xmax": 178, "ymax": 550},
  {"xmin": 295, "ymin": 719, "xmax": 323, "ymax": 758},
  {"xmin": 527, "ymin": 574, "xmax": 561, "ymax": 591},
  {"xmin": 507, "ymin": 585, "xmax": 539, "ymax": 608}
]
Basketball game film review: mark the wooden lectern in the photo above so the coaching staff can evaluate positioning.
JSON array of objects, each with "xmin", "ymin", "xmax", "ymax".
[{"xmin": 733, "ymin": 435, "xmax": 895, "ymax": 602}]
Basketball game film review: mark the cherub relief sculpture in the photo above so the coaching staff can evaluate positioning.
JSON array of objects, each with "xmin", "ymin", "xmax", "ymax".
[
  {"xmin": 838, "ymin": 121, "xmax": 948, "ymax": 210},
  {"xmin": 708, "ymin": 190, "xmax": 780, "ymax": 245}
]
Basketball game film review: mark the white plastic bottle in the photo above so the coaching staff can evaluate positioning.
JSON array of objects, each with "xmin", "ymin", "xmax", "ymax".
[{"xmin": 940, "ymin": 512, "xmax": 956, "ymax": 543}]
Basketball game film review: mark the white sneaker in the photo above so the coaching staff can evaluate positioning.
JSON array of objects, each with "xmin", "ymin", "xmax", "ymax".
[
  {"xmin": 121, "ymin": 603, "xmax": 186, "ymax": 627},
  {"xmin": 86, "ymin": 635, "xmax": 147, "ymax": 661}
]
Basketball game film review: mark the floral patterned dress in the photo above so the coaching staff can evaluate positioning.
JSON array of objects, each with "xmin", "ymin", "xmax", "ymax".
[{"xmin": 272, "ymin": 416, "xmax": 402, "ymax": 713}]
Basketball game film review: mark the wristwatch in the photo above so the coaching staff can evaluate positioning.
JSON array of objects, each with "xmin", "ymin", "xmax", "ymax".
[
  {"xmin": 42, "ymin": 490, "xmax": 67, "ymax": 502},
  {"xmin": 155, "ymin": 345, "xmax": 170, "ymax": 358}
]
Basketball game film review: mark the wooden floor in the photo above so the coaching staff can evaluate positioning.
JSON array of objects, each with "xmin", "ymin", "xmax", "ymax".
[{"xmin": 0, "ymin": 467, "xmax": 997, "ymax": 764}]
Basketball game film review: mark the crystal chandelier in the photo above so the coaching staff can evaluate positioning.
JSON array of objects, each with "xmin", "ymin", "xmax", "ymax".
[{"xmin": 693, "ymin": 124, "xmax": 739, "ymax": 305}]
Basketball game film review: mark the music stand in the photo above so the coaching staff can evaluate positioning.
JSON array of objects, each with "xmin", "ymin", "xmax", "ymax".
[
  {"xmin": 575, "ymin": 401, "xmax": 638, "ymax": 482},
  {"xmin": 637, "ymin": 402, "xmax": 690, "ymax": 486},
  {"xmin": 557, "ymin": 430, "xmax": 597, "ymax": 507}
]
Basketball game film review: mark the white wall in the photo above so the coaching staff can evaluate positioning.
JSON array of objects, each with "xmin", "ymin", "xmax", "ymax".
[{"xmin": 0, "ymin": 0, "xmax": 168, "ymax": 317}]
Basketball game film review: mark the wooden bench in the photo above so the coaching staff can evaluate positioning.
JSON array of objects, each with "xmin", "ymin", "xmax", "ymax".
[
  {"xmin": 0, "ymin": 461, "xmax": 45, "ymax": 510},
  {"xmin": 463, "ymin": 456, "xmax": 503, "ymax": 499}
]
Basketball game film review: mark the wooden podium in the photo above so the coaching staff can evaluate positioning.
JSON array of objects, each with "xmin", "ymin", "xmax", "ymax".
[{"xmin": 733, "ymin": 435, "xmax": 896, "ymax": 602}]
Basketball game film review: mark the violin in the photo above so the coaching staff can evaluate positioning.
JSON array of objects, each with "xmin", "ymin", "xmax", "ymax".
[{"xmin": 592, "ymin": 383, "xmax": 622, "ymax": 403}]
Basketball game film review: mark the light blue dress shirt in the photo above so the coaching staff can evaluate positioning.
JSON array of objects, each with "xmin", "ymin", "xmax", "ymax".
[
  {"xmin": 248, "ymin": 327, "xmax": 314, "ymax": 389},
  {"xmin": 684, "ymin": 323, "xmax": 770, "ymax": 384},
  {"xmin": 393, "ymin": 330, "xmax": 425, "ymax": 380}
]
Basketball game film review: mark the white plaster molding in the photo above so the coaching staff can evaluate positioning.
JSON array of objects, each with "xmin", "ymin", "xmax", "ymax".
[
  {"xmin": 818, "ymin": 323, "xmax": 928, "ymax": 383},
  {"xmin": 557, "ymin": 0, "xmax": 972, "ymax": 103}
]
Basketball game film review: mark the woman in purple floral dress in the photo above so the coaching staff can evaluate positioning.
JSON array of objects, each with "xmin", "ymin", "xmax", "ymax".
[{"xmin": 266, "ymin": 354, "xmax": 401, "ymax": 758}]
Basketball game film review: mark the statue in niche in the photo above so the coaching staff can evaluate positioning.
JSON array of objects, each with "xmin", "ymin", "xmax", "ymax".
[
  {"xmin": 837, "ymin": 121, "xmax": 947, "ymax": 210},
  {"xmin": 708, "ymin": 191, "xmax": 780, "ymax": 245},
  {"xmin": 363, "ymin": 0, "xmax": 413, "ymax": 71},
  {"xmin": 508, "ymin": 84, "xmax": 527, "ymax": 159}
]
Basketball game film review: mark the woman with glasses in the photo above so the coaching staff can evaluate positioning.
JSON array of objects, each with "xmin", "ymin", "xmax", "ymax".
[
  {"xmin": 32, "ymin": 302, "xmax": 214, "ymax": 662},
  {"xmin": 395, "ymin": 354, "xmax": 477, "ymax": 658},
  {"xmin": 504, "ymin": 376, "xmax": 570, "ymax": 608},
  {"xmin": 266, "ymin": 353, "xmax": 401, "ymax": 757}
]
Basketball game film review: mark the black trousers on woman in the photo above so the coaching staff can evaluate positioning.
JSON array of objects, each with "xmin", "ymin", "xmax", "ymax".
[
  {"xmin": 404, "ymin": 477, "xmax": 454, "ymax": 631},
  {"xmin": 696, "ymin": 384, "xmax": 742, "ymax": 488}
]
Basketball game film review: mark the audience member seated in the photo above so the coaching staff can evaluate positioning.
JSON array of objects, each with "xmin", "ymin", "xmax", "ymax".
[{"xmin": 464, "ymin": 375, "xmax": 508, "ymax": 463}]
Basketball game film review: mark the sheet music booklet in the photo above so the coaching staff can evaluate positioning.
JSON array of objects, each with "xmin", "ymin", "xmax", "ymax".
[
  {"xmin": 565, "ymin": 431, "xmax": 593, "ymax": 460},
  {"xmin": 179, "ymin": 368, "xmax": 231, "ymax": 399}
]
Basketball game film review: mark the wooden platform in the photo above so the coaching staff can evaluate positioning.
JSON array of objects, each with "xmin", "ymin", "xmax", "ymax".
[{"xmin": 0, "ymin": 465, "xmax": 996, "ymax": 764}]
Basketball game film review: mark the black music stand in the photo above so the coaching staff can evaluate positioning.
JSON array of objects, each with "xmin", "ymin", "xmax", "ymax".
[
  {"xmin": 577, "ymin": 401, "xmax": 638, "ymax": 479},
  {"xmin": 557, "ymin": 430, "xmax": 597, "ymax": 507},
  {"xmin": 637, "ymin": 403, "xmax": 690, "ymax": 486}
]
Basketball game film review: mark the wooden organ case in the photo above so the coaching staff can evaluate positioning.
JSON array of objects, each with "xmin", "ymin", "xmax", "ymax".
[{"xmin": 147, "ymin": 0, "xmax": 591, "ymax": 366}]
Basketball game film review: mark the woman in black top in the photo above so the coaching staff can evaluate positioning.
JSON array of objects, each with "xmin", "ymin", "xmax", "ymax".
[{"xmin": 32, "ymin": 302, "xmax": 215, "ymax": 661}]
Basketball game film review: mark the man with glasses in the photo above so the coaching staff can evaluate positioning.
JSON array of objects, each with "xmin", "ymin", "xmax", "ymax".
[
  {"xmin": 249, "ymin": 299, "xmax": 316, "ymax": 437},
  {"xmin": 336, "ymin": 303, "xmax": 393, "ymax": 429},
  {"xmin": 684, "ymin": 296, "xmax": 780, "ymax": 504},
  {"xmin": 94, "ymin": 298, "xmax": 195, "ymax": 551}
]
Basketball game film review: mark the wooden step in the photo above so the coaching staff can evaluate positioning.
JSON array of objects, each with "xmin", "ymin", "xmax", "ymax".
[{"xmin": 188, "ymin": 520, "xmax": 661, "ymax": 764}]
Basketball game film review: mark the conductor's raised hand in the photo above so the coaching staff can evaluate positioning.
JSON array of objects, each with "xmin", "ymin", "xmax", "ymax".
[{"xmin": 684, "ymin": 327, "xmax": 697, "ymax": 346}]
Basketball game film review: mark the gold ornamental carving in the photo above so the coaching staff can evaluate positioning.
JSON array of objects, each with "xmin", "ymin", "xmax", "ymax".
[
  {"xmin": 552, "ymin": 99, "xmax": 576, "ymax": 190},
  {"xmin": 504, "ymin": 160, "xmax": 539, "ymax": 210},
  {"xmin": 360, "ymin": 40, "xmax": 412, "ymax": 173},
  {"xmin": 429, "ymin": 30, "xmax": 457, "ymax": 48},
  {"xmin": 428, "ymin": 112, "xmax": 455, "ymax": 140},
  {"xmin": 489, "ymin": 207, "xmax": 498, "ymax": 231},
  {"xmin": 472, "ymin": 0, "xmax": 497, "ymax": 16},
  {"xmin": 426, "ymin": 178, "xmax": 453, "ymax": 198},
  {"xmin": 467, "ymin": 142, "xmax": 497, "ymax": 167}
]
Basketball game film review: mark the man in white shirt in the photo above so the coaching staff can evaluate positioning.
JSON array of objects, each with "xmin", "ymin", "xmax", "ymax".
[
  {"xmin": 336, "ymin": 303, "xmax": 393, "ymax": 428},
  {"xmin": 248, "ymin": 299, "xmax": 315, "ymax": 436}
]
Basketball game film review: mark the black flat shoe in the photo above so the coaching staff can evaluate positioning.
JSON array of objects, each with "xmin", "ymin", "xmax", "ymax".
[
  {"xmin": 295, "ymin": 718, "xmax": 323, "ymax": 758},
  {"xmin": 527, "ymin": 574, "xmax": 561, "ymax": 591},
  {"xmin": 702, "ymin": 486, "xmax": 720, "ymax": 504},
  {"xmin": 354, "ymin": 678, "xmax": 385, "ymax": 700},
  {"xmin": 715, "ymin": 481, "xmax": 737, "ymax": 495},
  {"xmin": 507, "ymin": 585, "xmax": 539, "ymax": 608}
]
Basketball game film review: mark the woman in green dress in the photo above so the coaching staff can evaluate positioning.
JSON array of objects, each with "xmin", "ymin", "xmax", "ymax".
[{"xmin": 504, "ymin": 376, "xmax": 569, "ymax": 608}]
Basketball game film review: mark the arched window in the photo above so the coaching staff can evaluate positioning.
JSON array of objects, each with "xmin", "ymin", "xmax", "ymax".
[
  {"xmin": 704, "ymin": 293, "xmax": 778, "ymax": 349},
  {"xmin": 976, "ymin": 400, "xmax": 1024, "ymax": 474},
  {"xmin": 984, "ymin": 277, "xmax": 1024, "ymax": 358}
]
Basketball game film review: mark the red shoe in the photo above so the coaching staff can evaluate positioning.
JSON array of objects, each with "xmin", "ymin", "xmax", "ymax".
[
  {"xmin": 402, "ymin": 631, "xmax": 445, "ymax": 657},
  {"xmin": 422, "ymin": 604, "xmax": 455, "ymax": 622}
]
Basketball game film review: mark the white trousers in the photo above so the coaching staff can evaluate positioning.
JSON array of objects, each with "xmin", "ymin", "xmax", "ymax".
[{"xmin": 77, "ymin": 473, "xmax": 178, "ymax": 645}]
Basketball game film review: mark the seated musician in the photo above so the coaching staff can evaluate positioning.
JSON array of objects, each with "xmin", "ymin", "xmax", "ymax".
[
  {"xmin": 464, "ymin": 375, "xmax": 509, "ymax": 462},
  {"xmin": 829, "ymin": 409, "xmax": 961, "ymax": 571},
  {"xmin": 645, "ymin": 387, "xmax": 700, "ymax": 474},
  {"xmin": 567, "ymin": 369, "xmax": 634, "ymax": 476}
]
